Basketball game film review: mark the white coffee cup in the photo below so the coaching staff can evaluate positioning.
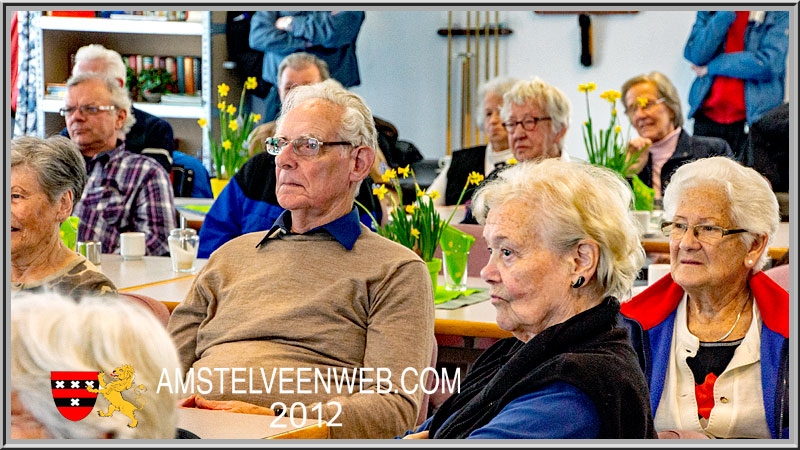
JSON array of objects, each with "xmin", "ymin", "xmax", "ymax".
[
  {"xmin": 120, "ymin": 232, "xmax": 146, "ymax": 260},
  {"xmin": 633, "ymin": 211, "xmax": 650, "ymax": 236},
  {"xmin": 648, "ymin": 263, "xmax": 671, "ymax": 286}
]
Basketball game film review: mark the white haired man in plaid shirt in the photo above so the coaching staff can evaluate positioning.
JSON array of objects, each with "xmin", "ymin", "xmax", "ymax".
[{"xmin": 65, "ymin": 72, "xmax": 174, "ymax": 256}]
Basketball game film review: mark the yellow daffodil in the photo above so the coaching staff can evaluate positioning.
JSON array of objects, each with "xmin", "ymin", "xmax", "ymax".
[
  {"xmin": 381, "ymin": 168, "xmax": 397, "ymax": 183},
  {"xmin": 636, "ymin": 96, "xmax": 648, "ymax": 108},
  {"xmin": 411, "ymin": 228, "xmax": 420, "ymax": 239},
  {"xmin": 405, "ymin": 205, "xmax": 415, "ymax": 214},
  {"xmin": 228, "ymin": 120, "xmax": 238, "ymax": 131},
  {"xmin": 245, "ymin": 77, "xmax": 258, "ymax": 90},
  {"xmin": 587, "ymin": 82, "xmax": 596, "ymax": 92},
  {"xmin": 429, "ymin": 190, "xmax": 441, "ymax": 200},
  {"xmin": 599, "ymin": 90, "xmax": 621, "ymax": 103},
  {"xmin": 397, "ymin": 164, "xmax": 411, "ymax": 178},
  {"xmin": 218, "ymin": 101, "xmax": 226, "ymax": 111},
  {"xmin": 197, "ymin": 118, "xmax": 208, "ymax": 127},
  {"xmin": 507, "ymin": 157, "xmax": 518, "ymax": 165},
  {"xmin": 218, "ymin": 83, "xmax": 230, "ymax": 97},
  {"xmin": 612, "ymin": 108, "xmax": 617, "ymax": 116},
  {"xmin": 226, "ymin": 104, "xmax": 237, "ymax": 115},
  {"xmin": 584, "ymin": 121, "xmax": 589, "ymax": 126},
  {"xmin": 467, "ymin": 171, "xmax": 484, "ymax": 186},
  {"xmin": 251, "ymin": 113, "xmax": 261, "ymax": 122},
  {"xmin": 222, "ymin": 140, "xmax": 232, "ymax": 150},
  {"xmin": 416, "ymin": 189, "xmax": 425, "ymax": 197},
  {"xmin": 578, "ymin": 84, "xmax": 588, "ymax": 92},
  {"xmin": 373, "ymin": 184, "xmax": 389, "ymax": 200},
  {"xmin": 615, "ymin": 125, "xmax": 621, "ymax": 134}
]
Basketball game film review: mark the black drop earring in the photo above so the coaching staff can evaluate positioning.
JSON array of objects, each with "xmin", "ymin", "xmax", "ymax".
[{"xmin": 571, "ymin": 276, "xmax": 585, "ymax": 289}]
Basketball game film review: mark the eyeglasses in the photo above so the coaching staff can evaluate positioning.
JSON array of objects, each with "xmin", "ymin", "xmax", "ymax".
[
  {"xmin": 661, "ymin": 221, "xmax": 749, "ymax": 244},
  {"xmin": 264, "ymin": 137, "xmax": 353, "ymax": 157},
  {"xmin": 625, "ymin": 98, "xmax": 666, "ymax": 116},
  {"xmin": 502, "ymin": 117, "xmax": 551, "ymax": 132},
  {"xmin": 59, "ymin": 105, "xmax": 117, "ymax": 117}
]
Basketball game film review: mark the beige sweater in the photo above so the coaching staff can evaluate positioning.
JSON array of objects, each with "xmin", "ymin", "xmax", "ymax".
[{"xmin": 168, "ymin": 225, "xmax": 434, "ymax": 438}]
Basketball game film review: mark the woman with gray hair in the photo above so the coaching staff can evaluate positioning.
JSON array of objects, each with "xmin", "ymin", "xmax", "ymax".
[
  {"xmin": 403, "ymin": 159, "xmax": 656, "ymax": 439},
  {"xmin": 11, "ymin": 292, "xmax": 181, "ymax": 438},
  {"xmin": 10, "ymin": 136, "xmax": 116, "ymax": 299},
  {"xmin": 621, "ymin": 71, "xmax": 733, "ymax": 199},
  {"xmin": 622, "ymin": 157, "xmax": 787, "ymax": 438},
  {"xmin": 428, "ymin": 76, "xmax": 518, "ymax": 206},
  {"xmin": 501, "ymin": 76, "xmax": 571, "ymax": 163}
]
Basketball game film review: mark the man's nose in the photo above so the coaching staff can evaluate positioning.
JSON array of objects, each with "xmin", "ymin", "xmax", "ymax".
[{"xmin": 275, "ymin": 143, "xmax": 297, "ymax": 168}]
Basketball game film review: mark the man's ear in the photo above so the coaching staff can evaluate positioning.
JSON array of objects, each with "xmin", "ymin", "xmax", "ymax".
[
  {"xmin": 350, "ymin": 146, "xmax": 375, "ymax": 182},
  {"xmin": 114, "ymin": 108, "xmax": 127, "ymax": 131}
]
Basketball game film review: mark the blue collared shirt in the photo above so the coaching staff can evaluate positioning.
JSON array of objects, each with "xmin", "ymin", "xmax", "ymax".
[{"xmin": 256, "ymin": 207, "xmax": 362, "ymax": 251}]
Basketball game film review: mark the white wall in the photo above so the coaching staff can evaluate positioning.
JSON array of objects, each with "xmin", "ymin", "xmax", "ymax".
[{"xmin": 351, "ymin": 10, "xmax": 700, "ymax": 161}]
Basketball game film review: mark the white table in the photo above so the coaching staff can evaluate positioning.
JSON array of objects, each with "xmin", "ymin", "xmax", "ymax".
[
  {"xmin": 98, "ymin": 254, "xmax": 207, "ymax": 290},
  {"xmin": 177, "ymin": 408, "xmax": 327, "ymax": 439}
]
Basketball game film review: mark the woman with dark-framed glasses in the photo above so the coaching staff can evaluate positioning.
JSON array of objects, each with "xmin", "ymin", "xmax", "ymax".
[
  {"xmin": 622, "ymin": 156, "xmax": 788, "ymax": 439},
  {"xmin": 620, "ymin": 72, "xmax": 733, "ymax": 199}
]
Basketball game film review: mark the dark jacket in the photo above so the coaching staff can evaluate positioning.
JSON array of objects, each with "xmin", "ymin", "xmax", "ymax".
[
  {"xmin": 428, "ymin": 298, "xmax": 657, "ymax": 439},
  {"xmin": 635, "ymin": 129, "xmax": 733, "ymax": 196},
  {"xmin": 743, "ymin": 102, "xmax": 789, "ymax": 192},
  {"xmin": 444, "ymin": 145, "xmax": 486, "ymax": 206},
  {"xmin": 621, "ymin": 271, "xmax": 789, "ymax": 439},
  {"xmin": 198, "ymin": 152, "xmax": 381, "ymax": 258}
]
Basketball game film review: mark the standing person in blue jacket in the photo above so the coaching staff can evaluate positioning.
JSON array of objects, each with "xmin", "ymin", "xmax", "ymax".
[
  {"xmin": 249, "ymin": 11, "xmax": 364, "ymax": 123},
  {"xmin": 403, "ymin": 159, "xmax": 656, "ymax": 439},
  {"xmin": 684, "ymin": 10, "xmax": 789, "ymax": 161},
  {"xmin": 622, "ymin": 157, "xmax": 788, "ymax": 439}
]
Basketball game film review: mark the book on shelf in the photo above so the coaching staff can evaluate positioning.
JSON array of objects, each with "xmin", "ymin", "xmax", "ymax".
[
  {"xmin": 184, "ymin": 57, "xmax": 195, "ymax": 95},
  {"xmin": 142, "ymin": 56, "xmax": 154, "ymax": 71},
  {"xmin": 176, "ymin": 56, "xmax": 185, "ymax": 94},
  {"xmin": 193, "ymin": 57, "xmax": 201, "ymax": 93},
  {"xmin": 46, "ymin": 83, "xmax": 67, "ymax": 98},
  {"xmin": 165, "ymin": 57, "xmax": 177, "ymax": 93},
  {"xmin": 161, "ymin": 93, "xmax": 202, "ymax": 105}
]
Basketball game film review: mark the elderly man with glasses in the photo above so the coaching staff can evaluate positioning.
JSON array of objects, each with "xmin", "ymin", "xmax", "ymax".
[
  {"xmin": 64, "ymin": 72, "xmax": 174, "ymax": 256},
  {"xmin": 168, "ymin": 79, "xmax": 434, "ymax": 439}
]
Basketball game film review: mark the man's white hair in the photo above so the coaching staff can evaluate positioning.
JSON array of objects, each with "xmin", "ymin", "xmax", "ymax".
[
  {"xmin": 73, "ymin": 44, "xmax": 128, "ymax": 86},
  {"xmin": 11, "ymin": 293, "xmax": 180, "ymax": 438}
]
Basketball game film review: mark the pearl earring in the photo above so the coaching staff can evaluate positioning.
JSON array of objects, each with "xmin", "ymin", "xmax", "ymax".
[{"xmin": 748, "ymin": 260, "xmax": 753, "ymax": 265}]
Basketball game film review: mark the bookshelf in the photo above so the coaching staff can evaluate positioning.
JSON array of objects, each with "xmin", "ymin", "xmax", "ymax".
[{"xmin": 32, "ymin": 12, "xmax": 213, "ymax": 165}]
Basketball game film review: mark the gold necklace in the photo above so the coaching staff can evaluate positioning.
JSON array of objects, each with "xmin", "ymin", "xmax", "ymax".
[{"xmin": 714, "ymin": 294, "xmax": 751, "ymax": 342}]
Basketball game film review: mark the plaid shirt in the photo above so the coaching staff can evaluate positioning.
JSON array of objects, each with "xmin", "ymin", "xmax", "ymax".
[{"xmin": 73, "ymin": 142, "xmax": 175, "ymax": 256}]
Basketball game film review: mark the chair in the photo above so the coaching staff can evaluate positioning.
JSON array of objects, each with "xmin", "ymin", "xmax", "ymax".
[
  {"xmin": 119, "ymin": 293, "xmax": 170, "ymax": 327},
  {"xmin": 416, "ymin": 342, "xmax": 438, "ymax": 426}
]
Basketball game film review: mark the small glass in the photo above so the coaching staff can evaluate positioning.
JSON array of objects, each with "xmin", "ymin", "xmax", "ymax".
[
  {"xmin": 442, "ymin": 249, "xmax": 469, "ymax": 291},
  {"xmin": 650, "ymin": 198, "xmax": 664, "ymax": 233},
  {"xmin": 168, "ymin": 228, "xmax": 199, "ymax": 272}
]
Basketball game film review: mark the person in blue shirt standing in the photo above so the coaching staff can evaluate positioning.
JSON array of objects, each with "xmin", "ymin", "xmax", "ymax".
[
  {"xmin": 249, "ymin": 11, "xmax": 364, "ymax": 123},
  {"xmin": 684, "ymin": 11, "xmax": 789, "ymax": 160}
]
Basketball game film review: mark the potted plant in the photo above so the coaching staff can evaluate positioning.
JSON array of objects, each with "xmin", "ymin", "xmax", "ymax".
[
  {"xmin": 357, "ymin": 166, "xmax": 483, "ymax": 293},
  {"xmin": 125, "ymin": 66, "xmax": 138, "ymax": 101},
  {"xmin": 198, "ymin": 78, "xmax": 261, "ymax": 197},
  {"xmin": 137, "ymin": 68, "xmax": 175, "ymax": 103},
  {"xmin": 578, "ymin": 83, "xmax": 653, "ymax": 211}
]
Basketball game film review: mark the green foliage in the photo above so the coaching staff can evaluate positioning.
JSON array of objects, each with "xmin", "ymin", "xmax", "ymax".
[{"xmin": 137, "ymin": 68, "xmax": 175, "ymax": 94}]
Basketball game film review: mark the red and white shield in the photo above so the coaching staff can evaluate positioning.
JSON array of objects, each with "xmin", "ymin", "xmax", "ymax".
[{"xmin": 51, "ymin": 371, "xmax": 100, "ymax": 421}]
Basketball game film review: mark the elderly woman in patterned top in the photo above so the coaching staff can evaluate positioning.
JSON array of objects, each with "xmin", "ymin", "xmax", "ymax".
[{"xmin": 10, "ymin": 136, "xmax": 116, "ymax": 299}]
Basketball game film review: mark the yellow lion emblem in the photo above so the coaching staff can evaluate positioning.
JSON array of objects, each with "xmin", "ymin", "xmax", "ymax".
[{"xmin": 86, "ymin": 364, "xmax": 146, "ymax": 428}]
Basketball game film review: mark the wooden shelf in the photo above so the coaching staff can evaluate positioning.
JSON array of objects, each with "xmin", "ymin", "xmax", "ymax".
[
  {"xmin": 36, "ymin": 16, "xmax": 204, "ymax": 35},
  {"xmin": 437, "ymin": 26, "xmax": 512, "ymax": 37}
]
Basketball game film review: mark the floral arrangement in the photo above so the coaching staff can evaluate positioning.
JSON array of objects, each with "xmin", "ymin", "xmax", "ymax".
[
  {"xmin": 579, "ymin": 83, "xmax": 653, "ymax": 210},
  {"xmin": 578, "ymin": 83, "xmax": 644, "ymax": 177},
  {"xmin": 198, "ymin": 78, "xmax": 262, "ymax": 180},
  {"xmin": 358, "ymin": 166, "xmax": 484, "ymax": 262}
]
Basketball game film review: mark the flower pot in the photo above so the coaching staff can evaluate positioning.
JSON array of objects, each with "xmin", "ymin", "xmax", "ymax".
[
  {"xmin": 210, "ymin": 177, "xmax": 230, "ymax": 199},
  {"xmin": 142, "ymin": 90, "xmax": 162, "ymax": 103},
  {"xmin": 425, "ymin": 258, "xmax": 442, "ymax": 294}
]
